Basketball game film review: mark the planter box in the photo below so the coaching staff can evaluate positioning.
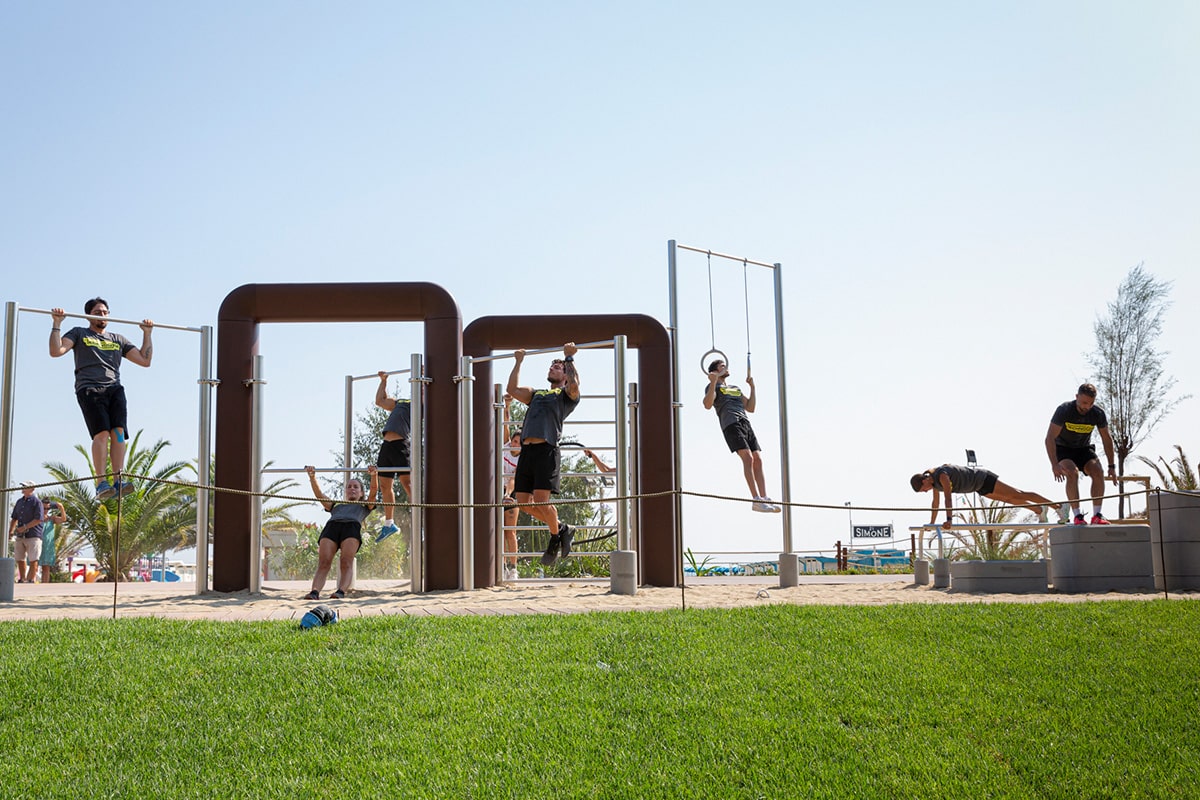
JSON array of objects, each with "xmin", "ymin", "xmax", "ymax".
[
  {"xmin": 1050, "ymin": 524, "xmax": 1153, "ymax": 592},
  {"xmin": 950, "ymin": 560, "xmax": 1047, "ymax": 593},
  {"xmin": 1148, "ymin": 491, "xmax": 1200, "ymax": 591}
]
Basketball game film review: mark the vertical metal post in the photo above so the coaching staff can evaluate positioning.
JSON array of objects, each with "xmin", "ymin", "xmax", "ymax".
[
  {"xmin": 627, "ymin": 382, "xmax": 640, "ymax": 549},
  {"xmin": 458, "ymin": 355, "xmax": 474, "ymax": 590},
  {"xmin": 773, "ymin": 262, "xmax": 793, "ymax": 553},
  {"xmin": 0, "ymin": 302, "xmax": 18, "ymax": 561},
  {"xmin": 494, "ymin": 383, "xmax": 505, "ymax": 583},
  {"xmin": 408, "ymin": 353, "xmax": 425, "ymax": 594},
  {"xmin": 667, "ymin": 240, "xmax": 684, "ymax": 585},
  {"xmin": 613, "ymin": 336, "xmax": 630, "ymax": 551},
  {"xmin": 247, "ymin": 355, "xmax": 264, "ymax": 593},
  {"xmin": 343, "ymin": 375, "xmax": 354, "ymax": 495},
  {"xmin": 195, "ymin": 325, "xmax": 213, "ymax": 594}
]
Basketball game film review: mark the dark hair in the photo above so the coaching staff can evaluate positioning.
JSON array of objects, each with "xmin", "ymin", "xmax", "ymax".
[
  {"xmin": 1077, "ymin": 383, "xmax": 1098, "ymax": 398},
  {"xmin": 84, "ymin": 297, "xmax": 108, "ymax": 315},
  {"xmin": 707, "ymin": 359, "xmax": 725, "ymax": 374},
  {"xmin": 910, "ymin": 472, "xmax": 931, "ymax": 492}
]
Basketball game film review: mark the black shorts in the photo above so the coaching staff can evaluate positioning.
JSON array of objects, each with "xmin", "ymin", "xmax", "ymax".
[
  {"xmin": 76, "ymin": 385, "xmax": 128, "ymax": 439},
  {"xmin": 978, "ymin": 470, "xmax": 1000, "ymax": 497},
  {"xmin": 376, "ymin": 438, "xmax": 411, "ymax": 475},
  {"xmin": 1056, "ymin": 444, "xmax": 1099, "ymax": 471},
  {"xmin": 319, "ymin": 520, "xmax": 362, "ymax": 547},
  {"xmin": 722, "ymin": 418, "xmax": 761, "ymax": 454},
  {"xmin": 513, "ymin": 442, "xmax": 562, "ymax": 494}
]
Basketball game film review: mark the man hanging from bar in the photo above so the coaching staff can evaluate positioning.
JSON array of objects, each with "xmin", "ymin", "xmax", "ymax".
[
  {"xmin": 506, "ymin": 342, "xmax": 580, "ymax": 566},
  {"xmin": 49, "ymin": 298, "xmax": 154, "ymax": 500}
]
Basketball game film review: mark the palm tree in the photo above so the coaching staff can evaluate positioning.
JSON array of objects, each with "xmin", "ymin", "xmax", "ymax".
[
  {"xmin": 43, "ymin": 431, "xmax": 195, "ymax": 580},
  {"xmin": 1137, "ymin": 445, "xmax": 1198, "ymax": 491}
]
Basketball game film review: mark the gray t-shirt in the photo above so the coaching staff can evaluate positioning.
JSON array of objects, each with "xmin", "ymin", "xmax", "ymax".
[
  {"xmin": 329, "ymin": 501, "xmax": 372, "ymax": 524},
  {"xmin": 520, "ymin": 387, "xmax": 579, "ymax": 446},
  {"xmin": 63, "ymin": 326, "xmax": 133, "ymax": 392},
  {"xmin": 931, "ymin": 465, "xmax": 992, "ymax": 495},
  {"xmin": 708, "ymin": 382, "xmax": 748, "ymax": 430},
  {"xmin": 383, "ymin": 400, "xmax": 411, "ymax": 438}
]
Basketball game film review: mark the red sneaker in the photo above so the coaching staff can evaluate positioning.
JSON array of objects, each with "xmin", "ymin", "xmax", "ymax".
[
  {"xmin": 1090, "ymin": 513, "xmax": 1111, "ymax": 525},
  {"xmin": 1073, "ymin": 513, "xmax": 1087, "ymax": 526}
]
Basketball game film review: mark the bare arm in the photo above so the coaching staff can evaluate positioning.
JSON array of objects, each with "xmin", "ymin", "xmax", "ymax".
[
  {"xmin": 936, "ymin": 473, "xmax": 954, "ymax": 529},
  {"xmin": 506, "ymin": 350, "xmax": 533, "ymax": 405},
  {"xmin": 123, "ymin": 320, "xmax": 155, "ymax": 368},
  {"xmin": 375, "ymin": 371, "xmax": 397, "ymax": 411},
  {"xmin": 702, "ymin": 371, "xmax": 723, "ymax": 410},
  {"xmin": 744, "ymin": 373, "xmax": 757, "ymax": 414},
  {"xmin": 1046, "ymin": 423, "xmax": 1065, "ymax": 481},
  {"xmin": 1098, "ymin": 427, "xmax": 1118, "ymax": 484},
  {"xmin": 365, "ymin": 465, "xmax": 380, "ymax": 511},
  {"xmin": 562, "ymin": 342, "xmax": 580, "ymax": 401},
  {"xmin": 584, "ymin": 449, "xmax": 615, "ymax": 474},
  {"xmin": 48, "ymin": 308, "xmax": 74, "ymax": 357},
  {"xmin": 305, "ymin": 466, "xmax": 334, "ymax": 512}
]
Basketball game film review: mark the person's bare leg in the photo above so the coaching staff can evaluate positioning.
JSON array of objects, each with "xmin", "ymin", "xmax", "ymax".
[
  {"xmin": 1059, "ymin": 460, "xmax": 1082, "ymax": 514},
  {"xmin": 989, "ymin": 480, "xmax": 1055, "ymax": 515},
  {"xmin": 504, "ymin": 507, "xmax": 519, "ymax": 569},
  {"xmin": 336, "ymin": 538, "xmax": 360, "ymax": 592},
  {"xmin": 751, "ymin": 452, "xmax": 769, "ymax": 499},
  {"xmin": 518, "ymin": 489, "xmax": 559, "ymax": 533},
  {"xmin": 110, "ymin": 428, "xmax": 127, "ymax": 474},
  {"xmin": 380, "ymin": 476, "xmax": 395, "ymax": 522},
  {"xmin": 1084, "ymin": 460, "xmax": 1106, "ymax": 515},
  {"xmin": 735, "ymin": 449, "xmax": 758, "ymax": 499},
  {"xmin": 91, "ymin": 432, "xmax": 110, "ymax": 480},
  {"xmin": 311, "ymin": 538, "xmax": 337, "ymax": 593}
]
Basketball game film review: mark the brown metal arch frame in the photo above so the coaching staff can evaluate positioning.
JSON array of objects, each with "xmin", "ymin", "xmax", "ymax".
[
  {"xmin": 464, "ymin": 314, "xmax": 678, "ymax": 588},
  {"xmin": 213, "ymin": 282, "xmax": 463, "ymax": 592}
]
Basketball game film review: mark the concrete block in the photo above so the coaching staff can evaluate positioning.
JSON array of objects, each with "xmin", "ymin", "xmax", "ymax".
[
  {"xmin": 1148, "ymin": 491, "xmax": 1200, "ymax": 591},
  {"xmin": 609, "ymin": 550, "xmax": 637, "ymax": 596},
  {"xmin": 950, "ymin": 560, "xmax": 1047, "ymax": 593},
  {"xmin": 778, "ymin": 553, "xmax": 799, "ymax": 588},
  {"xmin": 1050, "ymin": 525, "xmax": 1153, "ymax": 592},
  {"xmin": 932, "ymin": 558, "xmax": 950, "ymax": 589}
]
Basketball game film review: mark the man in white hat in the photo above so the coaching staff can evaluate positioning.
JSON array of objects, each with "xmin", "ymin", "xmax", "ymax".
[{"xmin": 9, "ymin": 482, "xmax": 45, "ymax": 583}]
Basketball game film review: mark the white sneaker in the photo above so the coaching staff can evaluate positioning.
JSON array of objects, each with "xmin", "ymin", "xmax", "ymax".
[
  {"xmin": 504, "ymin": 567, "xmax": 519, "ymax": 581},
  {"xmin": 751, "ymin": 499, "xmax": 773, "ymax": 513},
  {"xmin": 761, "ymin": 497, "xmax": 783, "ymax": 513}
]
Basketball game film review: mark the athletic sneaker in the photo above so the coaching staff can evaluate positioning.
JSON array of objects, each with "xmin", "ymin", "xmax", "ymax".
[
  {"xmin": 541, "ymin": 534, "xmax": 562, "ymax": 566},
  {"xmin": 1036, "ymin": 507, "xmax": 1049, "ymax": 524},
  {"xmin": 559, "ymin": 524, "xmax": 575, "ymax": 559},
  {"xmin": 376, "ymin": 522, "xmax": 399, "ymax": 542},
  {"xmin": 117, "ymin": 480, "xmax": 135, "ymax": 497},
  {"xmin": 303, "ymin": 589, "xmax": 320, "ymax": 601},
  {"xmin": 1090, "ymin": 513, "xmax": 1111, "ymax": 525},
  {"xmin": 1073, "ymin": 513, "xmax": 1087, "ymax": 526},
  {"xmin": 751, "ymin": 499, "xmax": 774, "ymax": 513},
  {"xmin": 504, "ymin": 567, "xmax": 519, "ymax": 581},
  {"xmin": 330, "ymin": 589, "xmax": 346, "ymax": 600},
  {"xmin": 760, "ymin": 497, "xmax": 783, "ymax": 513},
  {"xmin": 95, "ymin": 480, "xmax": 116, "ymax": 501}
]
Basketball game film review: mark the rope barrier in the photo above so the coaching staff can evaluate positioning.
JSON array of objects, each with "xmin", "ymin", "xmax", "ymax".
[{"xmin": 4, "ymin": 475, "xmax": 1179, "ymax": 513}]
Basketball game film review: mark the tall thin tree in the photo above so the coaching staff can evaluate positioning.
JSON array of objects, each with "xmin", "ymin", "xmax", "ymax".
[{"xmin": 1087, "ymin": 263, "xmax": 1190, "ymax": 516}]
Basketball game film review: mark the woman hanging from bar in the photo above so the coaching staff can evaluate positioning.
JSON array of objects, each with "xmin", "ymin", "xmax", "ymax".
[{"xmin": 304, "ymin": 464, "xmax": 379, "ymax": 600}]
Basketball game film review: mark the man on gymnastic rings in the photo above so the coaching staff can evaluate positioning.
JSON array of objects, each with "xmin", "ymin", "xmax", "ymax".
[{"xmin": 703, "ymin": 358, "xmax": 781, "ymax": 513}]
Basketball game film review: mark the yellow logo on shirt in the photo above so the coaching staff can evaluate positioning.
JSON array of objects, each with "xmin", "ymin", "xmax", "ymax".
[
  {"xmin": 1064, "ymin": 422, "xmax": 1095, "ymax": 434},
  {"xmin": 81, "ymin": 335, "xmax": 122, "ymax": 352},
  {"xmin": 718, "ymin": 386, "xmax": 743, "ymax": 398},
  {"xmin": 533, "ymin": 388, "xmax": 564, "ymax": 398}
]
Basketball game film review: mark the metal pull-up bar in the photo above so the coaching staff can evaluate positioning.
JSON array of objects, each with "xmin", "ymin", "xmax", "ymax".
[{"xmin": 19, "ymin": 306, "xmax": 205, "ymax": 334}]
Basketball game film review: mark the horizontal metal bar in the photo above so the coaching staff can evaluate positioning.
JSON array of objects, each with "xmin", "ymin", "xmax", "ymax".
[
  {"xmin": 909, "ymin": 524, "xmax": 1054, "ymax": 530},
  {"xmin": 20, "ymin": 306, "xmax": 203, "ymax": 333},
  {"xmin": 261, "ymin": 467, "xmax": 410, "ymax": 474},
  {"xmin": 469, "ymin": 338, "xmax": 617, "ymax": 364},
  {"xmin": 347, "ymin": 368, "xmax": 413, "ymax": 382},
  {"xmin": 673, "ymin": 243, "xmax": 777, "ymax": 270}
]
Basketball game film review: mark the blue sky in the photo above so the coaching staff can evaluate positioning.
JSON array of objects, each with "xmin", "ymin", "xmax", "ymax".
[{"xmin": 3, "ymin": 2, "xmax": 1197, "ymax": 561}]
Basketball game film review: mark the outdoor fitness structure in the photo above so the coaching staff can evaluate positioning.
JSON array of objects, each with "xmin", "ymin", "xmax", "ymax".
[
  {"xmin": 214, "ymin": 283, "xmax": 679, "ymax": 593},
  {"xmin": 2, "ymin": 241, "xmax": 789, "ymax": 596}
]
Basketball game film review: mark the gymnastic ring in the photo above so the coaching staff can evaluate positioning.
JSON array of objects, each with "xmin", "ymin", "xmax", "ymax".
[{"xmin": 701, "ymin": 349, "xmax": 729, "ymax": 376}]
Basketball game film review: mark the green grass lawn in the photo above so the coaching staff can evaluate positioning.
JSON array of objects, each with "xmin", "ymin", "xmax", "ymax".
[{"xmin": 2, "ymin": 601, "xmax": 1197, "ymax": 799}]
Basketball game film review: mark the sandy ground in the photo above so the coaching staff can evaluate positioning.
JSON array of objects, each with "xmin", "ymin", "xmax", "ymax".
[{"xmin": 0, "ymin": 575, "xmax": 1193, "ymax": 623}]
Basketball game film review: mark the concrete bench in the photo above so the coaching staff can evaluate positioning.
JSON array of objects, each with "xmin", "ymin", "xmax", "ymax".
[
  {"xmin": 1050, "ymin": 524, "xmax": 1153, "ymax": 592},
  {"xmin": 950, "ymin": 560, "xmax": 1048, "ymax": 593}
]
